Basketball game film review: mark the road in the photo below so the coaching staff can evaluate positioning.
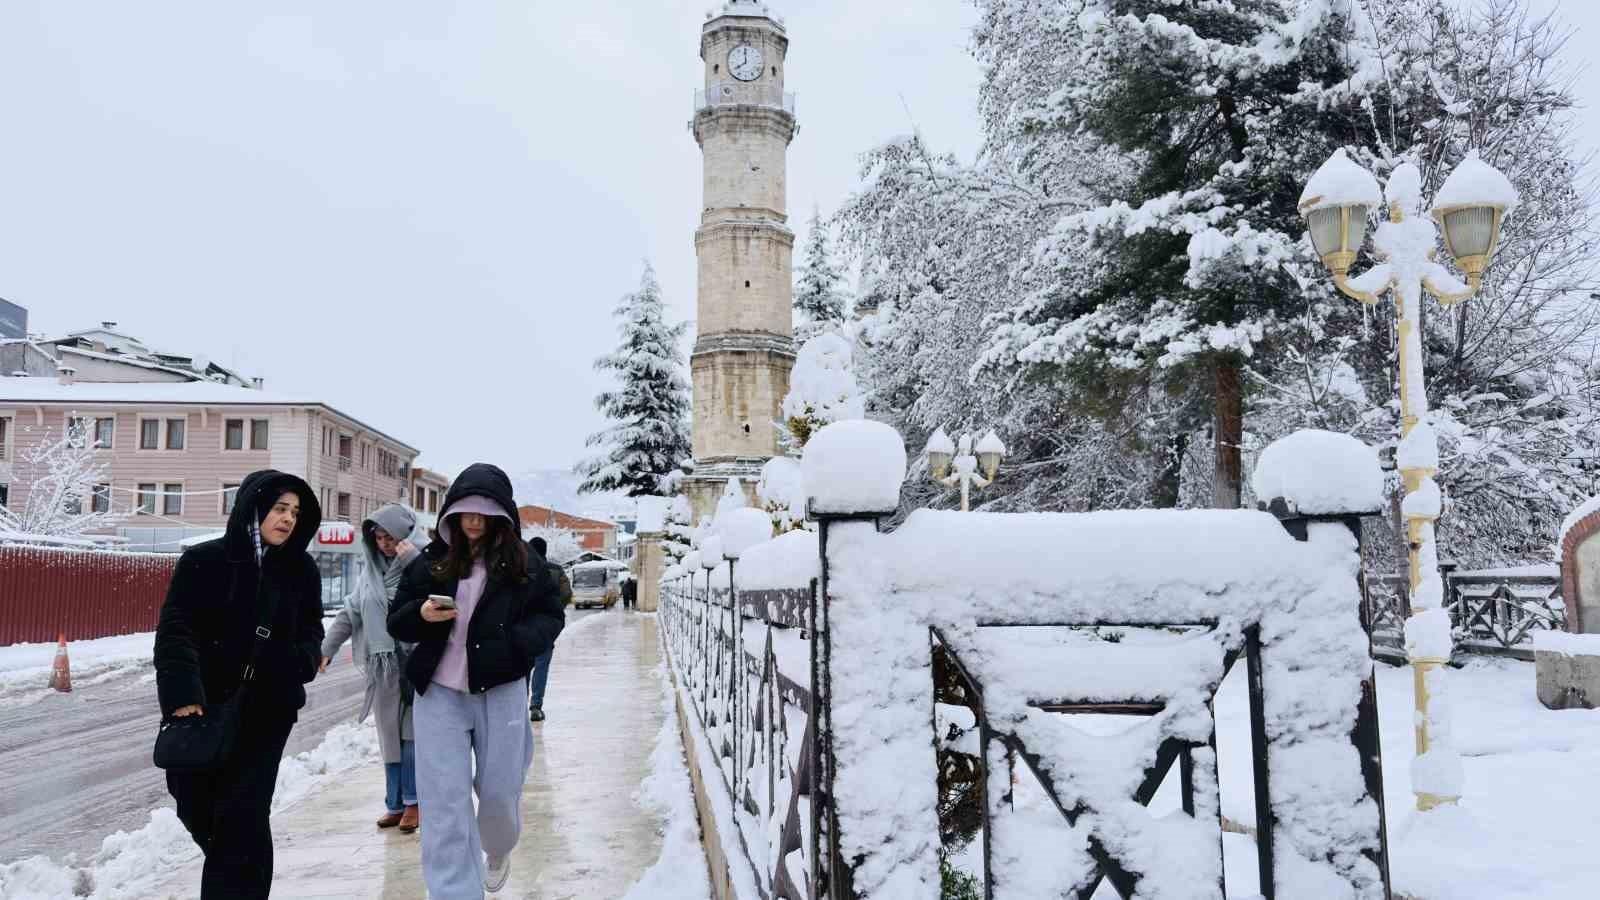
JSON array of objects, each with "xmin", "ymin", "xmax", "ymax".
[{"xmin": 0, "ymin": 652, "xmax": 365, "ymax": 864}]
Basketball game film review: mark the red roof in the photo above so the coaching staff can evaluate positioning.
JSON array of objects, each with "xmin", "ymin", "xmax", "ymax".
[{"xmin": 517, "ymin": 505, "xmax": 617, "ymax": 533}]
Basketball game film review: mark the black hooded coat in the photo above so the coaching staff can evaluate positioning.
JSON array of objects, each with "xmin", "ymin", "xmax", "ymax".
[
  {"xmin": 154, "ymin": 470, "xmax": 325, "ymax": 721},
  {"xmin": 387, "ymin": 463, "xmax": 564, "ymax": 695}
]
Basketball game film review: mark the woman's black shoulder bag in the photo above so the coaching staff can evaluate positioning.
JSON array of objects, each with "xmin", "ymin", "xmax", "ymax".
[{"xmin": 153, "ymin": 582, "xmax": 278, "ymax": 773}]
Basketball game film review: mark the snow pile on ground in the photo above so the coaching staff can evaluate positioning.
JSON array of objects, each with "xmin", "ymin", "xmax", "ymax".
[
  {"xmin": 0, "ymin": 718, "xmax": 379, "ymax": 900},
  {"xmin": 1251, "ymin": 429, "xmax": 1385, "ymax": 514},
  {"xmin": 620, "ymin": 663, "xmax": 714, "ymax": 900},
  {"xmin": 0, "ymin": 631, "xmax": 154, "ymax": 706}
]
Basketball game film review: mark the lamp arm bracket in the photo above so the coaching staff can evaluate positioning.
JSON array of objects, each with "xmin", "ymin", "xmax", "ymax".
[
  {"xmin": 1422, "ymin": 262, "xmax": 1474, "ymax": 306},
  {"xmin": 1338, "ymin": 262, "xmax": 1391, "ymax": 305}
]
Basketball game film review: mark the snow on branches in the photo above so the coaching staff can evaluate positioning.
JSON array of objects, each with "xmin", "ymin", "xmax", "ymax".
[
  {"xmin": 793, "ymin": 206, "xmax": 850, "ymax": 340},
  {"xmin": 577, "ymin": 263, "xmax": 694, "ymax": 498},
  {"xmin": 0, "ymin": 417, "xmax": 121, "ymax": 540}
]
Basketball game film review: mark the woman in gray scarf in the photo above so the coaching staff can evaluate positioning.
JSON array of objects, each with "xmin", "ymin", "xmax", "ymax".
[{"xmin": 320, "ymin": 503, "xmax": 423, "ymax": 832}]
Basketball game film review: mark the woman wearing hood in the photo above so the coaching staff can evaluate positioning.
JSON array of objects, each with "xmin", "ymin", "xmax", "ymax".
[
  {"xmin": 388, "ymin": 463, "xmax": 564, "ymax": 898},
  {"xmin": 153, "ymin": 470, "xmax": 324, "ymax": 899},
  {"xmin": 320, "ymin": 503, "xmax": 423, "ymax": 832}
]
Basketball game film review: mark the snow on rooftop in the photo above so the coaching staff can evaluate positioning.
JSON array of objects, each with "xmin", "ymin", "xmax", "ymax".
[
  {"xmin": 1298, "ymin": 148, "xmax": 1382, "ymax": 212},
  {"xmin": 1432, "ymin": 150, "xmax": 1521, "ymax": 214},
  {"xmin": 1251, "ymin": 429, "xmax": 1385, "ymax": 515},
  {"xmin": 0, "ymin": 375, "xmax": 302, "ymax": 406}
]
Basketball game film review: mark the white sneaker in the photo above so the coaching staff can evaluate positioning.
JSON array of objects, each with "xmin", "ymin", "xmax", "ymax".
[{"xmin": 485, "ymin": 854, "xmax": 511, "ymax": 892}]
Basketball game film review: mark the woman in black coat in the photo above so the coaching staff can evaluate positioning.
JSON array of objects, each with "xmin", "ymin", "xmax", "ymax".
[
  {"xmin": 153, "ymin": 469, "xmax": 324, "ymax": 899},
  {"xmin": 387, "ymin": 462, "xmax": 564, "ymax": 897}
]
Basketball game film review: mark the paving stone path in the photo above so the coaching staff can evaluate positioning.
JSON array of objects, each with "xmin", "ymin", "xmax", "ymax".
[{"xmin": 148, "ymin": 608, "xmax": 669, "ymax": 899}]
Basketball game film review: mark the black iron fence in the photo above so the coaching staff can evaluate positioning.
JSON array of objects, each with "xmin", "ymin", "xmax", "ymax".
[
  {"xmin": 660, "ymin": 571, "xmax": 828, "ymax": 899},
  {"xmin": 1364, "ymin": 567, "xmax": 1564, "ymax": 662}
]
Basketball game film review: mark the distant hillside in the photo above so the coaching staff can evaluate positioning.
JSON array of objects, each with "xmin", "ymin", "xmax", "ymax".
[{"xmin": 509, "ymin": 469, "xmax": 635, "ymax": 522}]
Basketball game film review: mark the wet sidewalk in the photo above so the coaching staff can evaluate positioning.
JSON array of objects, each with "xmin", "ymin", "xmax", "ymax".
[{"xmin": 148, "ymin": 609, "xmax": 669, "ymax": 899}]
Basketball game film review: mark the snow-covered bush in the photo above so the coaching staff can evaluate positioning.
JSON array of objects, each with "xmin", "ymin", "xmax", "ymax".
[
  {"xmin": 521, "ymin": 525, "xmax": 584, "ymax": 565},
  {"xmin": 781, "ymin": 333, "xmax": 864, "ymax": 450}
]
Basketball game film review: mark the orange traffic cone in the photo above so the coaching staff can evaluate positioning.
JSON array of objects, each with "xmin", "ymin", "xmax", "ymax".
[{"xmin": 48, "ymin": 633, "xmax": 72, "ymax": 693}]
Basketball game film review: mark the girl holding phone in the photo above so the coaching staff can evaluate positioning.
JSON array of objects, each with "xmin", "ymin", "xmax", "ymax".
[{"xmin": 386, "ymin": 463, "xmax": 564, "ymax": 897}]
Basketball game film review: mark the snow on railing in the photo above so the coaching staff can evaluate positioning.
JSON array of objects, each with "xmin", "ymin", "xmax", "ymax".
[
  {"xmin": 659, "ymin": 421, "xmax": 1399, "ymax": 899},
  {"xmin": 694, "ymin": 80, "xmax": 796, "ymax": 116}
]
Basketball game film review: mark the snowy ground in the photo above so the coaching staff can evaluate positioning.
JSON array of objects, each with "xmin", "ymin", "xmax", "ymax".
[
  {"xmin": 0, "ymin": 718, "xmax": 379, "ymax": 900},
  {"xmin": 0, "ymin": 632, "xmax": 156, "ymax": 708}
]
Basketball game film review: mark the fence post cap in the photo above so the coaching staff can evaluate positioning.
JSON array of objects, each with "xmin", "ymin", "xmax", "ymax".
[{"xmin": 802, "ymin": 420, "xmax": 906, "ymax": 518}]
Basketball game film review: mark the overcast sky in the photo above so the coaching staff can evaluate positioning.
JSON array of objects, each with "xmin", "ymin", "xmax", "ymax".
[{"xmin": 2, "ymin": 1, "xmax": 1595, "ymax": 477}]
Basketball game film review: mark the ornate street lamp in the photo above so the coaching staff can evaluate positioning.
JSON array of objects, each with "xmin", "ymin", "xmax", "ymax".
[
  {"xmin": 925, "ymin": 427, "xmax": 1006, "ymax": 511},
  {"xmin": 1300, "ymin": 148, "xmax": 1518, "ymax": 812}
]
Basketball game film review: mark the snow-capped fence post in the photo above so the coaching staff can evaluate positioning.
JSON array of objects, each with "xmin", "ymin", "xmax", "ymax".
[
  {"xmin": 1253, "ymin": 429, "xmax": 1393, "ymax": 899},
  {"xmin": 803, "ymin": 420, "xmax": 909, "ymax": 900}
]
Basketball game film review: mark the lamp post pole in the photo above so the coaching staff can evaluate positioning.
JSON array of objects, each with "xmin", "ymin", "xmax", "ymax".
[
  {"xmin": 1300, "ymin": 149, "xmax": 1517, "ymax": 811},
  {"xmin": 925, "ymin": 428, "xmax": 1006, "ymax": 511}
]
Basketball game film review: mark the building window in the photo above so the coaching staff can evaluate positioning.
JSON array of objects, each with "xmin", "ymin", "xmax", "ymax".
[
  {"xmin": 0, "ymin": 483, "xmax": 8, "ymax": 508},
  {"xmin": 163, "ymin": 483, "xmax": 183, "ymax": 516},
  {"xmin": 224, "ymin": 419, "xmax": 245, "ymax": 451},
  {"xmin": 337, "ymin": 492, "xmax": 351, "ymax": 521},
  {"xmin": 251, "ymin": 419, "xmax": 269, "ymax": 450},
  {"xmin": 428, "ymin": 489, "xmax": 439, "ymax": 513},
  {"xmin": 137, "ymin": 483, "xmax": 158, "ymax": 515},
  {"xmin": 166, "ymin": 418, "xmax": 186, "ymax": 450},
  {"xmin": 338, "ymin": 435, "xmax": 353, "ymax": 470},
  {"xmin": 414, "ymin": 485, "xmax": 424, "ymax": 508},
  {"xmin": 223, "ymin": 483, "xmax": 241, "ymax": 515},
  {"xmin": 68, "ymin": 415, "xmax": 113, "ymax": 449},
  {"xmin": 91, "ymin": 484, "xmax": 111, "ymax": 514},
  {"xmin": 0, "ymin": 416, "xmax": 10, "ymax": 459},
  {"xmin": 140, "ymin": 419, "xmax": 161, "ymax": 450}
]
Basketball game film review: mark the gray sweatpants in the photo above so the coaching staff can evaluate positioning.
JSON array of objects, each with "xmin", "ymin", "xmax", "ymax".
[{"xmin": 413, "ymin": 679, "xmax": 534, "ymax": 900}]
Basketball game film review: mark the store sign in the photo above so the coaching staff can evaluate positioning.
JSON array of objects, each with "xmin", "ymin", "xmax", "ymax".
[{"xmin": 318, "ymin": 523, "xmax": 356, "ymax": 546}]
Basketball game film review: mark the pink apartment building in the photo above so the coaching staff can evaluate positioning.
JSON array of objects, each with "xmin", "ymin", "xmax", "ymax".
[{"xmin": 0, "ymin": 372, "xmax": 419, "ymax": 551}]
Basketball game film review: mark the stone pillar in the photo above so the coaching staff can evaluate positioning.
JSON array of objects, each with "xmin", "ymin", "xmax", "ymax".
[
  {"xmin": 636, "ymin": 531, "xmax": 665, "ymax": 613},
  {"xmin": 1559, "ymin": 509, "xmax": 1600, "ymax": 633}
]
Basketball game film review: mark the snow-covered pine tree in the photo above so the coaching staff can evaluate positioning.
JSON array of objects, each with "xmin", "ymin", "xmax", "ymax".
[
  {"xmin": 577, "ymin": 263, "xmax": 693, "ymax": 498},
  {"xmin": 980, "ymin": 0, "xmax": 1372, "ymax": 509},
  {"xmin": 0, "ymin": 417, "xmax": 121, "ymax": 539},
  {"xmin": 793, "ymin": 206, "xmax": 849, "ymax": 340}
]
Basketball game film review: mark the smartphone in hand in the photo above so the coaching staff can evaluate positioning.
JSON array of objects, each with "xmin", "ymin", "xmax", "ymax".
[{"xmin": 427, "ymin": 594, "xmax": 457, "ymax": 610}]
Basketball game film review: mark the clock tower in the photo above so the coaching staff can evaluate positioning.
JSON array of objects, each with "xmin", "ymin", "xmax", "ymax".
[{"xmin": 684, "ymin": 0, "xmax": 798, "ymax": 520}]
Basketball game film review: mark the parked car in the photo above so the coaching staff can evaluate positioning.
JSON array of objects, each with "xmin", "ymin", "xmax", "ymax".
[{"xmin": 570, "ymin": 560, "xmax": 627, "ymax": 609}]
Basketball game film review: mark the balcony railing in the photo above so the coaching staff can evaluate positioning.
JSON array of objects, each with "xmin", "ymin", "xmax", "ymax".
[
  {"xmin": 694, "ymin": 80, "xmax": 795, "ymax": 116},
  {"xmin": 338, "ymin": 456, "xmax": 352, "ymax": 472}
]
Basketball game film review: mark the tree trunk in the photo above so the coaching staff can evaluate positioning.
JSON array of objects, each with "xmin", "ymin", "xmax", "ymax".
[
  {"xmin": 1213, "ymin": 356, "xmax": 1243, "ymax": 509},
  {"xmin": 1153, "ymin": 431, "xmax": 1188, "ymax": 509}
]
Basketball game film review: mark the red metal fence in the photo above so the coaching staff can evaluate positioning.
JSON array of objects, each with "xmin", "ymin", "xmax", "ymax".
[{"xmin": 0, "ymin": 545, "xmax": 177, "ymax": 645}]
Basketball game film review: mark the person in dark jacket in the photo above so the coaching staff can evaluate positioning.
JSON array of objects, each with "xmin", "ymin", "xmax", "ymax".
[
  {"xmin": 621, "ymin": 573, "xmax": 638, "ymax": 610},
  {"xmin": 525, "ymin": 536, "xmax": 571, "ymax": 723},
  {"xmin": 388, "ymin": 463, "xmax": 564, "ymax": 898},
  {"xmin": 153, "ymin": 469, "xmax": 324, "ymax": 900}
]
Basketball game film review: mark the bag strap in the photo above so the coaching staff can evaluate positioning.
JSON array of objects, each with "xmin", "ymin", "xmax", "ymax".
[{"xmin": 239, "ymin": 559, "xmax": 282, "ymax": 684}]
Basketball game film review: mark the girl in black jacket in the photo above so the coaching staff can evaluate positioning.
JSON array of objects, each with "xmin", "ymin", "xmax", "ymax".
[
  {"xmin": 153, "ymin": 470, "xmax": 324, "ymax": 899},
  {"xmin": 387, "ymin": 463, "xmax": 564, "ymax": 897}
]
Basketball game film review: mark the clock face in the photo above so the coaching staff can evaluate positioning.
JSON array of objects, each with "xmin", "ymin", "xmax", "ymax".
[{"xmin": 728, "ymin": 44, "xmax": 765, "ymax": 82}]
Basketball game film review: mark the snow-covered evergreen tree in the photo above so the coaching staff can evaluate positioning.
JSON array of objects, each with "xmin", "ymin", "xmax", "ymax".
[
  {"xmin": 577, "ymin": 263, "xmax": 694, "ymax": 498},
  {"xmin": 0, "ymin": 418, "xmax": 121, "ymax": 539},
  {"xmin": 793, "ymin": 206, "xmax": 849, "ymax": 339}
]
